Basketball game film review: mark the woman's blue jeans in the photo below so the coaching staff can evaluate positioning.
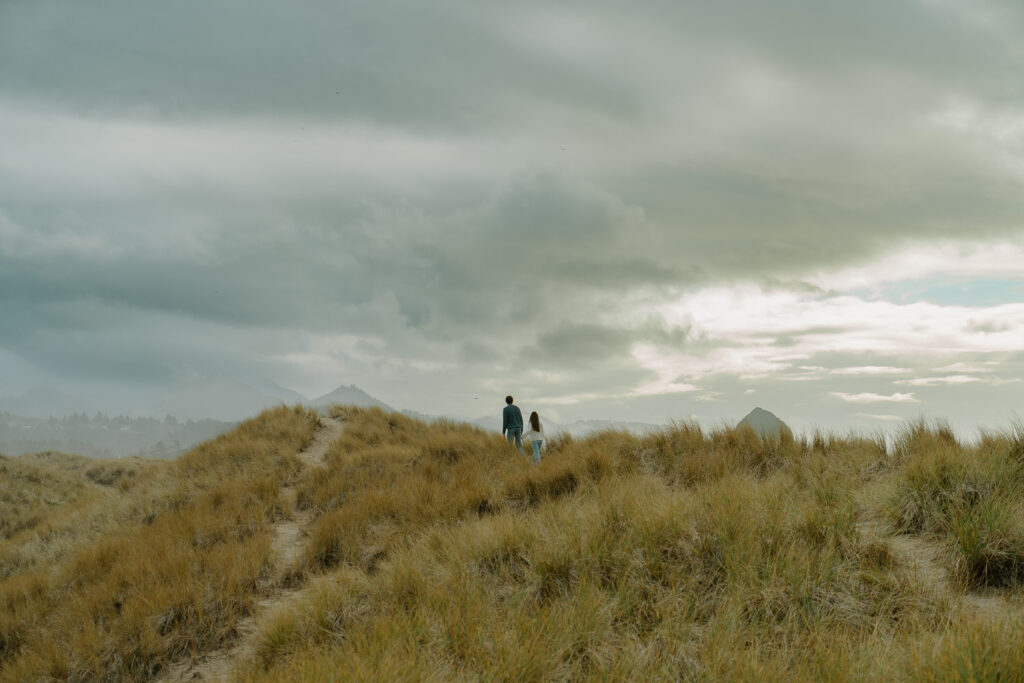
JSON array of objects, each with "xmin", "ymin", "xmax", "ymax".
[{"xmin": 531, "ymin": 440, "xmax": 542, "ymax": 463}]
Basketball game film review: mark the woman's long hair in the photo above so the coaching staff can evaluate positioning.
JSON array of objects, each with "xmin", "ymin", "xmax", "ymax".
[{"xmin": 529, "ymin": 411, "xmax": 541, "ymax": 432}]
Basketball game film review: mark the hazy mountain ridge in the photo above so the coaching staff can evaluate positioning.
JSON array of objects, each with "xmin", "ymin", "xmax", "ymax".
[
  {"xmin": 0, "ymin": 412, "xmax": 235, "ymax": 460},
  {"xmin": 0, "ymin": 387, "xmax": 92, "ymax": 419},
  {"xmin": 0, "ymin": 380, "xmax": 396, "ymax": 458},
  {"xmin": 472, "ymin": 415, "xmax": 664, "ymax": 437},
  {"xmin": 310, "ymin": 384, "xmax": 393, "ymax": 411},
  {"xmin": 0, "ymin": 379, "xmax": 396, "ymax": 422},
  {"xmin": 1, "ymin": 380, "xmax": 689, "ymax": 458},
  {"xmin": 156, "ymin": 376, "xmax": 303, "ymax": 421}
]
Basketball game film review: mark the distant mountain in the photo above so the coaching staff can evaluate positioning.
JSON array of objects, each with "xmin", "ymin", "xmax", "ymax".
[
  {"xmin": 251, "ymin": 378, "xmax": 308, "ymax": 405},
  {"xmin": 0, "ymin": 412, "xmax": 234, "ymax": 459},
  {"xmin": 0, "ymin": 379, "xmax": 403, "ymax": 459},
  {"xmin": 0, "ymin": 378, "xmax": 400, "ymax": 425},
  {"xmin": 310, "ymin": 384, "xmax": 394, "ymax": 411},
  {"xmin": 0, "ymin": 387, "xmax": 92, "ymax": 418},
  {"xmin": 401, "ymin": 408, "xmax": 441, "ymax": 423},
  {"xmin": 737, "ymin": 407, "xmax": 792, "ymax": 439},
  {"xmin": 472, "ymin": 415, "xmax": 502, "ymax": 432},
  {"xmin": 160, "ymin": 378, "xmax": 400, "ymax": 420},
  {"xmin": 156, "ymin": 376, "xmax": 296, "ymax": 421},
  {"xmin": 0, "ymin": 380, "xmax": 675, "ymax": 445},
  {"xmin": 559, "ymin": 419, "xmax": 662, "ymax": 437}
]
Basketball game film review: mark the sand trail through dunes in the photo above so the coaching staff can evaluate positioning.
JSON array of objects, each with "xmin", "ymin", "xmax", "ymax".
[
  {"xmin": 857, "ymin": 516, "xmax": 1018, "ymax": 625},
  {"xmin": 158, "ymin": 415, "xmax": 342, "ymax": 683}
]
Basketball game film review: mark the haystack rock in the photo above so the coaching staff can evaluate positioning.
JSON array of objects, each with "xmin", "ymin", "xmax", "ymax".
[{"xmin": 737, "ymin": 407, "xmax": 793, "ymax": 440}]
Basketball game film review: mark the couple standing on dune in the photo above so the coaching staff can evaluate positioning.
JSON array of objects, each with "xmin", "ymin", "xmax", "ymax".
[{"xmin": 501, "ymin": 395, "xmax": 545, "ymax": 463}]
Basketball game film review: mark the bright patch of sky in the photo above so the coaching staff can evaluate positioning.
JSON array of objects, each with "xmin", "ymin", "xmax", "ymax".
[
  {"xmin": 860, "ymin": 277, "xmax": 1024, "ymax": 306},
  {"xmin": 627, "ymin": 237, "xmax": 1024, "ymax": 434}
]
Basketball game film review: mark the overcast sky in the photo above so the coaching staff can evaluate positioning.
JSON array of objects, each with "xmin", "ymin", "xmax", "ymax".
[{"xmin": 2, "ymin": 0, "xmax": 1023, "ymax": 434}]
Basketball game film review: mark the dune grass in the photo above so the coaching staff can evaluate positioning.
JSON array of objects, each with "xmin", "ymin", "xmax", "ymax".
[
  {"xmin": 0, "ymin": 405, "xmax": 317, "ymax": 681},
  {"xmin": 3, "ymin": 405, "xmax": 1023, "ymax": 681},
  {"xmin": 235, "ymin": 408, "xmax": 1016, "ymax": 682},
  {"xmin": 0, "ymin": 451, "xmax": 151, "ymax": 543},
  {"xmin": 887, "ymin": 419, "xmax": 1024, "ymax": 589}
]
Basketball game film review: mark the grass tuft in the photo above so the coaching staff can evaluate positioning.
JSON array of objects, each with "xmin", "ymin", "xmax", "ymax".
[{"xmin": 910, "ymin": 618, "xmax": 1024, "ymax": 681}]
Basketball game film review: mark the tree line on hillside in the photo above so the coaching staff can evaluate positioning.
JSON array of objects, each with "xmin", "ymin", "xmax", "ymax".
[{"xmin": 0, "ymin": 412, "xmax": 235, "ymax": 459}]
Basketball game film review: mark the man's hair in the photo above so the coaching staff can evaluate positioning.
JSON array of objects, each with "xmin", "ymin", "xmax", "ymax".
[{"xmin": 505, "ymin": 395, "xmax": 514, "ymax": 405}]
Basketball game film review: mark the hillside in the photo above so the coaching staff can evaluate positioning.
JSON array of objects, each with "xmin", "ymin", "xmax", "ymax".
[{"xmin": 3, "ymin": 407, "xmax": 1024, "ymax": 680}]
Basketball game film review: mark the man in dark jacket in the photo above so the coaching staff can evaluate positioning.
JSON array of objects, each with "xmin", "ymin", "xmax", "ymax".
[{"xmin": 502, "ymin": 395, "xmax": 523, "ymax": 453}]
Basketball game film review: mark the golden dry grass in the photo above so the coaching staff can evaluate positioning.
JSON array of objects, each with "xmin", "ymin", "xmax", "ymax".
[
  {"xmin": 0, "ymin": 451, "xmax": 150, "ymax": 542},
  {"xmin": 232, "ymin": 409, "xmax": 950, "ymax": 682},
  {"xmin": 3, "ymin": 405, "xmax": 1024, "ymax": 682},
  {"xmin": 0, "ymin": 405, "xmax": 317, "ymax": 681}
]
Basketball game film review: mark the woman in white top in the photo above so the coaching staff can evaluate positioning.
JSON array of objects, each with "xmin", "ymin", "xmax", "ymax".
[{"xmin": 523, "ymin": 411, "xmax": 545, "ymax": 464}]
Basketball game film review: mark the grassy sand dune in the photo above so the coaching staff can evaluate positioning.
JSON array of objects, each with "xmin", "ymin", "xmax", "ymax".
[
  {"xmin": 3, "ymin": 405, "xmax": 1024, "ymax": 681},
  {"xmin": 1, "ymin": 451, "xmax": 150, "ymax": 541},
  {"xmin": 0, "ymin": 405, "xmax": 317, "ymax": 681}
]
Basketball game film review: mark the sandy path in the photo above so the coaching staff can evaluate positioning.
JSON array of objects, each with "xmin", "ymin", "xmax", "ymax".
[
  {"xmin": 158, "ymin": 415, "xmax": 343, "ymax": 682},
  {"xmin": 858, "ymin": 516, "xmax": 1015, "ymax": 623}
]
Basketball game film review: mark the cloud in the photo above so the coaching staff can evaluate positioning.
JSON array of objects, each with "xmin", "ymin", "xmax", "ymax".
[
  {"xmin": 932, "ymin": 361, "xmax": 1001, "ymax": 373},
  {"xmin": 654, "ymin": 283, "xmax": 1024, "ymax": 361},
  {"xmin": 1, "ymin": 0, "xmax": 1024, "ymax": 430},
  {"xmin": 0, "ymin": 211, "xmax": 122, "ymax": 259},
  {"xmin": 831, "ymin": 366, "xmax": 911, "ymax": 376},
  {"xmin": 896, "ymin": 375, "xmax": 984, "ymax": 386},
  {"xmin": 809, "ymin": 240, "xmax": 1024, "ymax": 293},
  {"xmin": 832, "ymin": 392, "xmax": 920, "ymax": 403},
  {"xmin": 854, "ymin": 413, "xmax": 906, "ymax": 422},
  {"xmin": 520, "ymin": 323, "xmax": 633, "ymax": 369}
]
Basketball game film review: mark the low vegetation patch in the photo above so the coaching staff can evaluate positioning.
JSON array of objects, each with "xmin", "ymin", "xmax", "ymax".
[
  {"xmin": 0, "ymin": 452, "xmax": 151, "ymax": 542},
  {"xmin": 888, "ymin": 419, "xmax": 1024, "ymax": 589}
]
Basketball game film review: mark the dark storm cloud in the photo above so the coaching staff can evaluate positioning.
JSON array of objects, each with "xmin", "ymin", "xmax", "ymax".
[
  {"xmin": 5, "ymin": 0, "xmax": 1023, "ymax": 280},
  {"xmin": 519, "ymin": 323, "xmax": 634, "ymax": 369},
  {"xmin": 0, "ymin": 0, "xmax": 635, "ymax": 130},
  {"xmin": 4, "ymin": 0, "xmax": 1018, "ymax": 123},
  {"xmin": 2, "ymin": 0, "xmax": 1023, "ymax": 422}
]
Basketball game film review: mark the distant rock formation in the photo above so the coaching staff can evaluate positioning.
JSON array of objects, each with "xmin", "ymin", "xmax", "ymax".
[{"xmin": 737, "ymin": 407, "xmax": 792, "ymax": 440}]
